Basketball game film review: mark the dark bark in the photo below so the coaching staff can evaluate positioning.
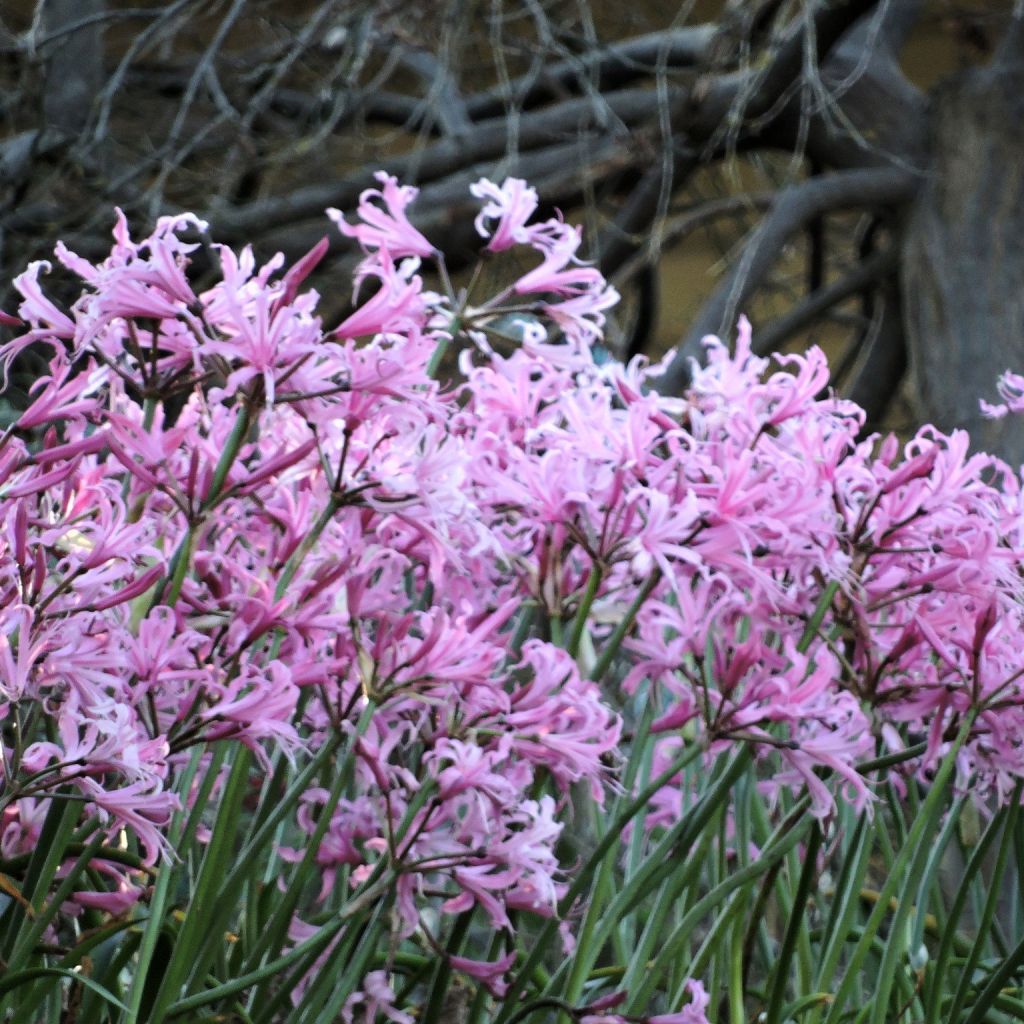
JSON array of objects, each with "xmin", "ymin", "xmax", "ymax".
[
  {"xmin": 900, "ymin": 32, "xmax": 1024, "ymax": 462},
  {"xmin": 847, "ymin": 280, "xmax": 907, "ymax": 431},
  {"xmin": 751, "ymin": 246, "xmax": 897, "ymax": 357},
  {"xmin": 765, "ymin": 19, "xmax": 927, "ymax": 172}
]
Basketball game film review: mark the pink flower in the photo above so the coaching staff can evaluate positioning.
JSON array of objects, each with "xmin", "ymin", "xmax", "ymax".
[
  {"xmin": 648, "ymin": 980, "xmax": 711, "ymax": 1024},
  {"xmin": 75, "ymin": 778, "xmax": 179, "ymax": 865},
  {"xmin": 329, "ymin": 172, "xmax": 435, "ymax": 258},
  {"xmin": 12, "ymin": 261, "xmax": 76, "ymax": 336},
  {"xmin": 352, "ymin": 971, "xmax": 415, "ymax": 1024},
  {"xmin": 448, "ymin": 949, "xmax": 517, "ymax": 997},
  {"xmin": 981, "ymin": 370, "xmax": 1024, "ymax": 419},
  {"xmin": 16, "ymin": 358, "xmax": 103, "ymax": 429},
  {"xmin": 470, "ymin": 177, "xmax": 539, "ymax": 251},
  {"xmin": 506, "ymin": 642, "xmax": 621, "ymax": 800},
  {"xmin": 332, "ymin": 254, "xmax": 429, "ymax": 340},
  {"xmin": 514, "ymin": 221, "xmax": 604, "ymax": 297},
  {"xmin": 200, "ymin": 661, "xmax": 301, "ymax": 762},
  {"xmin": 0, "ymin": 605, "xmax": 42, "ymax": 701}
]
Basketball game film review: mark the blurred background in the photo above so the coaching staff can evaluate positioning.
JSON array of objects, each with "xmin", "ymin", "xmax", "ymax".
[{"xmin": 0, "ymin": 0, "xmax": 1021, "ymax": 457}]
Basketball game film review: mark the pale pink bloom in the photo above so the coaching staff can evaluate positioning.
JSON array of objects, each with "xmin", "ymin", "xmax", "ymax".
[
  {"xmin": 273, "ymin": 236, "xmax": 329, "ymax": 313},
  {"xmin": 543, "ymin": 284, "xmax": 620, "ymax": 346},
  {"xmin": 199, "ymin": 245, "xmax": 325, "ymax": 406},
  {"xmin": 329, "ymin": 172, "xmax": 435, "ymax": 258},
  {"xmin": 75, "ymin": 778, "xmax": 179, "ymax": 865},
  {"xmin": 506, "ymin": 642, "xmax": 621, "ymax": 799},
  {"xmin": 626, "ymin": 486, "xmax": 703, "ymax": 579},
  {"xmin": 981, "ymin": 370, "xmax": 1024, "ymax": 419},
  {"xmin": 514, "ymin": 222, "xmax": 604, "ymax": 296},
  {"xmin": 428, "ymin": 738, "xmax": 520, "ymax": 806},
  {"xmin": 0, "ymin": 605, "xmax": 41, "ymax": 701},
  {"xmin": 470, "ymin": 177, "xmax": 539, "ymax": 251},
  {"xmin": 72, "ymin": 878, "xmax": 145, "ymax": 916},
  {"xmin": 648, "ymin": 980, "xmax": 711, "ymax": 1023},
  {"xmin": 54, "ymin": 211, "xmax": 205, "ymax": 351},
  {"xmin": 200, "ymin": 661, "xmax": 301, "ymax": 762},
  {"xmin": 12, "ymin": 261, "xmax": 76, "ymax": 336},
  {"xmin": 332, "ymin": 255, "xmax": 428, "ymax": 340},
  {"xmin": 0, "ymin": 798, "xmax": 50, "ymax": 858},
  {"xmin": 280, "ymin": 792, "xmax": 379, "ymax": 901},
  {"xmin": 345, "ymin": 971, "xmax": 415, "ymax": 1024},
  {"xmin": 16, "ymin": 359, "xmax": 103, "ymax": 429}
]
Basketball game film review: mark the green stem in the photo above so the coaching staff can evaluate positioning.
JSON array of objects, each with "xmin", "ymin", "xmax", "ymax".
[
  {"xmin": 492, "ymin": 741, "xmax": 708, "ymax": 1024},
  {"xmin": 589, "ymin": 569, "xmax": 661, "ymax": 683},
  {"xmin": 421, "ymin": 912, "xmax": 473, "ymax": 1024},
  {"xmin": 942, "ymin": 785, "xmax": 1021, "ymax": 1024},
  {"xmin": 797, "ymin": 580, "xmax": 839, "ymax": 654},
  {"xmin": 567, "ymin": 564, "xmax": 602, "ymax": 660},
  {"xmin": 153, "ymin": 401, "xmax": 253, "ymax": 608},
  {"xmin": 205, "ymin": 403, "xmax": 255, "ymax": 507},
  {"xmin": 165, "ymin": 915, "xmax": 349, "ymax": 1018},
  {"xmin": 764, "ymin": 823, "xmax": 822, "ymax": 1024},
  {"xmin": 728, "ymin": 909, "xmax": 746, "ymax": 1024},
  {"xmin": 5, "ymin": 831, "xmax": 107, "ymax": 975},
  {"xmin": 426, "ymin": 328, "xmax": 455, "ymax": 378},
  {"xmin": 274, "ymin": 497, "xmax": 340, "ymax": 602},
  {"xmin": 123, "ymin": 747, "xmax": 205, "ymax": 1024}
]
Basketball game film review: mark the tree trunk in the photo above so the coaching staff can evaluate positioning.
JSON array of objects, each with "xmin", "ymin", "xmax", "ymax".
[{"xmin": 900, "ymin": 31, "xmax": 1024, "ymax": 463}]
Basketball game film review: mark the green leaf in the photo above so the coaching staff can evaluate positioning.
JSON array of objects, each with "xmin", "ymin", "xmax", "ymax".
[
  {"xmin": 626, "ymin": 799, "xmax": 812, "ymax": 1012},
  {"xmin": 764, "ymin": 823, "xmax": 822, "ymax": 1024},
  {"xmin": 823, "ymin": 714, "xmax": 975, "ymax": 1024},
  {"xmin": 944, "ymin": 785, "xmax": 1021, "ymax": 1024},
  {"xmin": 146, "ymin": 746, "xmax": 254, "ymax": 1024},
  {"xmin": 0, "ymin": 966, "xmax": 130, "ymax": 1012},
  {"xmin": 923, "ymin": 795, "xmax": 1016, "ymax": 1024}
]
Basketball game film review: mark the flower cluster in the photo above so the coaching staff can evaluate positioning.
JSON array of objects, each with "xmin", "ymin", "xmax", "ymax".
[{"xmin": 3, "ymin": 172, "xmax": 1024, "ymax": 1018}]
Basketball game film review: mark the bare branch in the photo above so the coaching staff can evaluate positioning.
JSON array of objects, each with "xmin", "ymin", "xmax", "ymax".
[
  {"xmin": 398, "ymin": 48, "xmax": 472, "ymax": 136},
  {"xmin": 656, "ymin": 166, "xmax": 917, "ymax": 394},
  {"xmin": 846, "ymin": 285, "xmax": 906, "ymax": 430},
  {"xmin": 466, "ymin": 25, "xmax": 715, "ymax": 120},
  {"xmin": 209, "ymin": 87, "xmax": 676, "ymax": 241},
  {"xmin": 750, "ymin": 246, "xmax": 896, "ymax": 356},
  {"xmin": 609, "ymin": 191, "xmax": 777, "ymax": 289},
  {"xmin": 685, "ymin": 0, "xmax": 887, "ymax": 147}
]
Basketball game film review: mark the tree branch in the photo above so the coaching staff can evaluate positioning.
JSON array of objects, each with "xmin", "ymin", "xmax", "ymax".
[
  {"xmin": 465, "ymin": 25, "xmax": 715, "ymax": 121},
  {"xmin": 750, "ymin": 246, "xmax": 896, "ymax": 356},
  {"xmin": 609, "ymin": 191, "xmax": 777, "ymax": 289},
  {"xmin": 687, "ymin": 0, "xmax": 887, "ymax": 139},
  {"xmin": 656, "ymin": 166, "xmax": 916, "ymax": 394},
  {"xmin": 596, "ymin": 1, "xmax": 893, "ymax": 285},
  {"xmin": 846, "ymin": 282, "xmax": 906, "ymax": 431},
  {"xmin": 209, "ymin": 87, "xmax": 677, "ymax": 241}
]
